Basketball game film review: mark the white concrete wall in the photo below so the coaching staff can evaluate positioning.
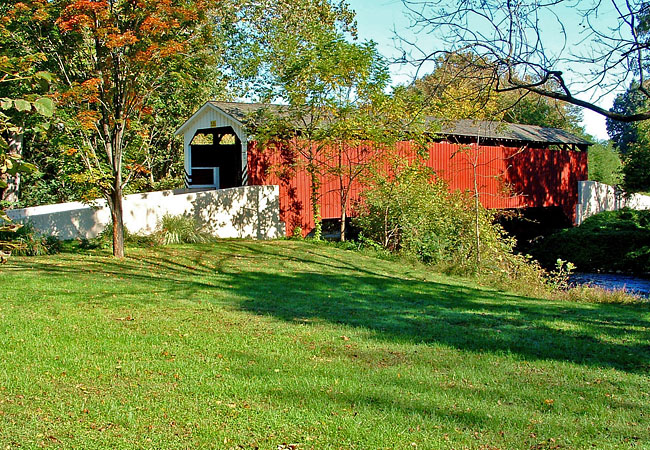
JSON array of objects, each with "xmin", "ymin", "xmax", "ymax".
[
  {"xmin": 7, "ymin": 186, "xmax": 284, "ymax": 240},
  {"xmin": 576, "ymin": 180, "xmax": 650, "ymax": 225}
]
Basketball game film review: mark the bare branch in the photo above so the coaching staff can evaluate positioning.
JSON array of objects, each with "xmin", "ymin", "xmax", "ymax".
[{"xmin": 399, "ymin": 0, "xmax": 650, "ymax": 122}]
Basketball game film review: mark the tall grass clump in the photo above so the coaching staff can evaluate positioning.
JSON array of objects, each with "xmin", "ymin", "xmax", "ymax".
[
  {"xmin": 560, "ymin": 285, "xmax": 644, "ymax": 304},
  {"xmin": 156, "ymin": 214, "xmax": 213, "ymax": 245}
]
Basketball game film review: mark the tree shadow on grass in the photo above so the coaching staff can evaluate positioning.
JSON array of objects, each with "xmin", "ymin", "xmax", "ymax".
[
  {"xmin": 230, "ymin": 270, "xmax": 650, "ymax": 374},
  {"xmin": 16, "ymin": 242, "xmax": 650, "ymax": 374}
]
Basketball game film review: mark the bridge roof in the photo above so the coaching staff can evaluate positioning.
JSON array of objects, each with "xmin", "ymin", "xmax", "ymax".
[{"xmin": 202, "ymin": 101, "xmax": 592, "ymax": 148}]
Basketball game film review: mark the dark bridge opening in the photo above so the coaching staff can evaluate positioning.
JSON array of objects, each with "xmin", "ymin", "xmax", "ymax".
[{"xmin": 189, "ymin": 126, "xmax": 242, "ymax": 189}]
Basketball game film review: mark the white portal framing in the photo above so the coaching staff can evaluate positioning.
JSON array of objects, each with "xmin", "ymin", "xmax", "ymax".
[{"xmin": 175, "ymin": 102, "xmax": 248, "ymax": 188}]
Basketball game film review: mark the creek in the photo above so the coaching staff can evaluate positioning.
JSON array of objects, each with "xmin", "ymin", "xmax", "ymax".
[{"xmin": 569, "ymin": 273, "xmax": 650, "ymax": 297}]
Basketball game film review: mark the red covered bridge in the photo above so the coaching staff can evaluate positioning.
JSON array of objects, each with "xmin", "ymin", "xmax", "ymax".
[{"xmin": 176, "ymin": 101, "xmax": 590, "ymax": 235}]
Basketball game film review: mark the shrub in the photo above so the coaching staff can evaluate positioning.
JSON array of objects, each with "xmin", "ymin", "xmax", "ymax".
[
  {"xmin": 0, "ymin": 221, "xmax": 61, "ymax": 257},
  {"xmin": 559, "ymin": 285, "xmax": 643, "ymax": 305},
  {"xmin": 530, "ymin": 208, "xmax": 650, "ymax": 273},
  {"xmin": 291, "ymin": 226, "xmax": 303, "ymax": 240},
  {"xmin": 96, "ymin": 223, "xmax": 157, "ymax": 248},
  {"xmin": 156, "ymin": 214, "xmax": 212, "ymax": 245},
  {"xmin": 354, "ymin": 157, "xmax": 549, "ymax": 291},
  {"xmin": 354, "ymin": 159, "xmax": 475, "ymax": 266}
]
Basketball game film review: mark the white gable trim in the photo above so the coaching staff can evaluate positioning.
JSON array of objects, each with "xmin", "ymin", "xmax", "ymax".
[
  {"xmin": 175, "ymin": 102, "xmax": 244, "ymax": 137},
  {"xmin": 177, "ymin": 102, "xmax": 249, "ymax": 188}
]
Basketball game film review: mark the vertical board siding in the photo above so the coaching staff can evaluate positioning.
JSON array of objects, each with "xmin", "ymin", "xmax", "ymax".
[{"xmin": 248, "ymin": 140, "xmax": 588, "ymax": 236}]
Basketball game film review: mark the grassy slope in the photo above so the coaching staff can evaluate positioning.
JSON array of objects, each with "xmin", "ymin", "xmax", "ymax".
[{"xmin": 0, "ymin": 240, "xmax": 648, "ymax": 449}]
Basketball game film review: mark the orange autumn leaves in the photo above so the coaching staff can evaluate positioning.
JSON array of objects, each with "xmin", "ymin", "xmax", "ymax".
[
  {"xmin": 55, "ymin": 0, "xmax": 196, "ymax": 63},
  {"xmin": 56, "ymin": 0, "xmax": 108, "ymax": 32},
  {"xmin": 2, "ymin": 0, "xmax": 50, "ymax": 27},
  {"xmin": 56, "ymin": 0, "xmax": 199, "ymax": 35},
  {"xmin": 50, "ymin": 0, "xmax": 207, "ymax": 131}
]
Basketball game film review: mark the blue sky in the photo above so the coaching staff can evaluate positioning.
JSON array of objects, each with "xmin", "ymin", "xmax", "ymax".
[{"xmin": 345, "ymin": 0, "xmax": 613, "ymax": 140}]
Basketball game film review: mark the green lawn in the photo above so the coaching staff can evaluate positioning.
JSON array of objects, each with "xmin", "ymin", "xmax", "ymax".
[{"xmin": 1, "ymin": 240, "xmax": 648, "ymax": 449}]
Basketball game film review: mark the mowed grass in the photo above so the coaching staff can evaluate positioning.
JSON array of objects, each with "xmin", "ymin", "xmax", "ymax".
[{"xmin": 0, "ymin": 240, "xmax": 648, "ymax": 449}]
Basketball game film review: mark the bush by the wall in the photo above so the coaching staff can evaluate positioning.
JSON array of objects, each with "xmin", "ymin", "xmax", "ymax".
[
  {"xmin": 96, "ymin": 223, "xmax": 157, "ymax": 248},
  {"xmin": 530, "ymin": 208, "xmax": 650, "ymax": 273},
  {"xmin": 355, "ymin": 159, "xmax": 476, "ymax": 265},
  {"xmin": 94, "ymin": 216, "xmax": 212, "ymax": 248},
  {"xmin": 0, "ymin": 221, "xmax": 61, "ymax": 256}
]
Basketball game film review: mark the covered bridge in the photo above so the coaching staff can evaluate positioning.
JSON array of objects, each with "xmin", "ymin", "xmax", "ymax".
[{"xmin": 175, "ymin": 101, "xmax": 590, "ymax": 235}]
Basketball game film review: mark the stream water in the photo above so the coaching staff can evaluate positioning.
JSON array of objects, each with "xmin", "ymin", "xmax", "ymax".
[{"xmin": 569, "ymin": 273, "xmax": 650, "ymax": 297}]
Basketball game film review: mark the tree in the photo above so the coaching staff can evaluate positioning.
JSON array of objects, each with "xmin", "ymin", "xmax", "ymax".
[
  {"xmin": 13, "ymin": 7, "xmax": 225, "ymax": 208},
  {"xmin": 606, "ymin": 81, "xmax": 650, "ymax": 191},
  {"xmin": 322, "ymin": 89, "xmax": 430, "ymax": 241},
  {"xmin": 0, "ymin": 3, "xmax": 54, "ymax": 259},
  {"xmin": 617, "ymin": 119, "xmax": 650, "ymax": 192},
  {"xmin": 246, "ymin": 5, "xmax": 393, "ymax": 239},
  {"xmin": 0, "ymin": 77, "xmax": 53, "ymax": 260},
  {"xmin": 10, "ymin": 0, "xmax": 232, "ymax": 257},
  {"xmin": 607, "ymin": 82, "xmax": 649, "ymax": 154},
  {"xmin": 409, "ymin": 52, "xmax": 584, "ymax": 131},
  {"xmin": 410, "ymin": 53, "xmax": 503, "ymax": 120},
  {"xmin": 0, "ymin": 1, "xmax": 55, "ymax": 205},
  {"xmin": 401, "ymin": 0, "xmax": 650, "ymax": 122},
  {"xmin": 588, "ymin": 141, "xmax": 623, "ymax": 186}
]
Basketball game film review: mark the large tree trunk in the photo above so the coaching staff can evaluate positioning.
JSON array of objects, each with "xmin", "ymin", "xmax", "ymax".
[
  {"xmin": 108, "ymin": 176, "xmax": 125, "ymax": 259},
  {"xmin": 1, "ymin": 129, "xmax": 23, "ymax": 204},
  {"xmin": 108, "ymin": 121, "xmax": 125, "ymax": 258}
]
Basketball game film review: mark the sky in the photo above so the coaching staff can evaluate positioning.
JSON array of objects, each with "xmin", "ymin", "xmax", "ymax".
[{"xmin": 345, "ymin": 0, "xmax": 615, "ymax": 140}]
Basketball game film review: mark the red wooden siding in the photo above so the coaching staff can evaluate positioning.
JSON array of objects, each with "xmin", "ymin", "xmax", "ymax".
[{"xmin": 247, "ymin": 140, "xmax": 588, "ymax": 235}]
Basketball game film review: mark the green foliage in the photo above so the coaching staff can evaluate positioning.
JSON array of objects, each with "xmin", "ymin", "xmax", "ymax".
[
  {"xmin": 0, "ymin": 221, "xmax": 60, "ymax": 256},
  {"xmin": 247, "ymin": 37, "xmax": 392, "ymax": 240},
  {"xmin": 501, "ymin": 92, "xmax": 583, "ymax": 132},
  {"xmin": 607, "ymin": 83, "xmax": 650, "ymax": 192},
  {"xmin": 621, "ymin": 137, "xmax": 650, "ymax": 193},
  {"xmin": 291, "ymin": 226, "xmax": 304, "ymax": 240},
  {"xmin": 354, "ymin": 158, "xmax": 548, "ymax": 291},
  {"xmin": 242, "ymin": 1, "xmax": 430, "ymax": 242},
  {"xmin": 607, "ymin": 82, "xmax": 647, "ymax": 155},
  {"xmin": 0, "ymin": 5, "xmax": 56, "ymax": 258},
  {"xmin": 156, "ymin": 214, "xmax": 213, "ymax": 245},
  {"xmin": 588, "ymin": 141, "xmax": 622, "ymax": 185},
  {"xmin": 530, "ymin": 208, "xmax": 650, "ymax": 273},
  {"xmin": 546, "ymin": 259, "xmax": 576, "ymax": 291},
  {"xmin": 409, "ymin": 52, "xmax": 584, "ymax": 131}
]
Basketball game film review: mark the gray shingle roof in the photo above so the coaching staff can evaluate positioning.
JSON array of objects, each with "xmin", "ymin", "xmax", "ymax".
[
  {"xmin": 209, "ymin": 101, "xmax": 289, "ymax": 122},
  {"xmin": 430, "ymin": 118, "xmax": 592, "ymax": 146},
  {"xmin": 208, "ymin": 101, "xmax": 592, "ymax": 147}
]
